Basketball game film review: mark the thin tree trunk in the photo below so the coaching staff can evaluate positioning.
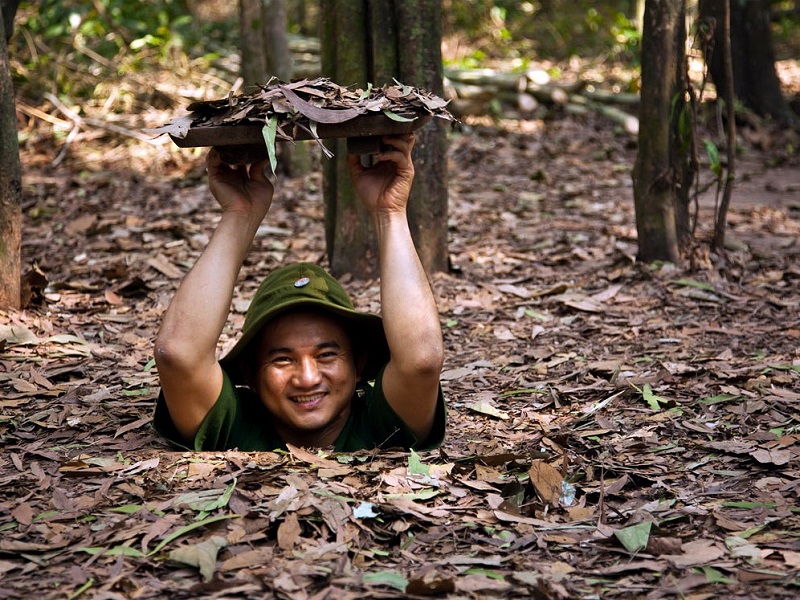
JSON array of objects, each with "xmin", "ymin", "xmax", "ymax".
[
  {"xmin": 263, "ymin": 0, "xmax": 292, "ymax": 80},
  {"xmin": 0, "ymin": 5, "xmax": 21, "ymax": 308},
  {"xmin": 239, "ymin": 0, "xmax": 269, "ymax": 88},
  {"xmin": 700, "ymin": 0, "xmax": 792, "ymax": 123},
  {"xmin": 670, "ymin": 1, "xmax": 693, "ymax": 245},
  {"xmin": 632, "ymin": 0, "xmax": 683, "ymax": 264},
  {"xmin": 260, "ymin": 0, "xmax": 304, "ymax": 176},
  {"xmin": 2, "ymin": 0, "xmax": 20, "ymax": 41},
  {"xmin": 713, "ymin": 0, "xmax": 736, "ymax": 253}
]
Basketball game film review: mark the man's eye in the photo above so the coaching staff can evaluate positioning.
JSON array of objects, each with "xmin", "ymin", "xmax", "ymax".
[{"xmin": 272, "ymin": 356, "xmax": 292, "ymax": 365}]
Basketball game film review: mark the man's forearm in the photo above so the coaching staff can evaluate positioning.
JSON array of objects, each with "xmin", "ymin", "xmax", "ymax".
[
  {"xmin": 375, "ymin": 211, "xmax": 443, "ymax": 371},
  {"xmin": 156, "ymin": 211, "xmax": 262, "ymax": 366}
]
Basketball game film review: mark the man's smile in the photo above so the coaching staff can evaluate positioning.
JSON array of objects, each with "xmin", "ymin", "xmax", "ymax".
[{"xmin": 289, "ymin": 392, "xmax": 326, "ymax": 406}]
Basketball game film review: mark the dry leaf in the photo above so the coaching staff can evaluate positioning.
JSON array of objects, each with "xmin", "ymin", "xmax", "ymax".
[
  {"xmin": 528, "ymin": 460, "xmax": 563, "ymax": 506},
  {"xmin": 277, "ymin": 513, "xmax": 302, "ymax": 550},
  {"xmin": 169, "ymin": 536, "xmax": 227, "ymax": 582},
  {"xmin": 664, "ymin": 539, "xmax": 725, "ymax": 568}
]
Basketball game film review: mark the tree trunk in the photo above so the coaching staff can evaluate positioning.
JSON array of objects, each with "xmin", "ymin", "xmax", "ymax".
[
  {"xmin": 712, "ymin": 0, "xmax": 737, "ymax": 254},
  {"xmin": 240, "ymin": 0, "xmax": 293, "ymax": 86},
  {"xmin": 395, "ymin": 0, "xmax": 449, "ymax": 273},
  {"xmin": 670, "ymin": 1, "xmax": 693, "ymax": 246},
  {"xmin": 632, "ymin": 0, "xmax": 688, "ymax": 264},
  {"xmin": 367, "ymin": 0, "xmax": 398, "ymax": 84},
  {"xmin": 240, "ymin": 0, "xmax": 303, "ymax": 175},
  {"xmin": 321, "ymin": 0, "xmax": 449, "ymax": 277},
  {"xmin": 634, "ymin": 0, "xmax": 646, "ymax": 34},
  {"xmin": 321, "ymin": 0, "xmax": 376, "ymax": 277},
  {"xmin": 287, "ymin": 0, "xmax": 317, "ymax": 36},
  {"xmin": 239, "ymin": 0, "xmax": 269, "ymax": 88},
  {"xmin": 700, "ymin": 0, "xmax": 793, "ymax": 123},
  {"xmin": 263, "ymin": 0, "xmax": 293, "ymax": 80},
  {"xmin": 0, "ymin": 4, "xmax": 21, "ymax": 308}
]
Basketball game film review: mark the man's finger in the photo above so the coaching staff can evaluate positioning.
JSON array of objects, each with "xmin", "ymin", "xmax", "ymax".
[
  {"xmin": 346, "ymin": 153, "xmax": 366, "ymax": 176},
  {"xmin": 248, "ymin": 158, "xmax": 271, "ymax": 182},
  {"xmin": 207, "ymin": 148, "xmax": 222, "ymax": 169}
]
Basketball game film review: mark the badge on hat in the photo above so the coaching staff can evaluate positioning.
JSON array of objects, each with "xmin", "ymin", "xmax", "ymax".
[{"xmin": 294, "ymin": 277, "xmax": 310, "ymax": 288}]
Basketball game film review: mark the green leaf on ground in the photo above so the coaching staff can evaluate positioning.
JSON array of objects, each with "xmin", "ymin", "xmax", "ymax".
[
  {"xmin": 168, "ymin": 535, "xmax": 227, "ymax": 582},
  {"xmin": 698, "ymin": 566, "xmax": 735, "ymax": 584},
  {"xmin": 174, "ymin": 478, "xmax": 236, "ymax": 515},
  {"xmin": 674, "ymin": 278, "xmax": 715, "ymax": 291},
  {"xmin": 699, "ymin": 394, "xmax": 741, "ymax": 405},
  {"xmin": 408, "ymin": 449, "xmax": 430, "ymax": 476},
  {"xmin": 468, "ymin": 400, "xmax": 510, "ymax": 420},
  {"xmin": 148, "ymin": 514, "xmax": 239, "ymax": 556},
  {"xmin": 642, "ymin": 384, "xmax": 664, "ymax": 410},
  {"xmin": 383, "ymin": 489, "xmax": 439, "ymax": 501},
  {"xmin": 614, "ymin": 522, "xmax": 651, "ymax": 553},
  {"xmin": 465, "ymin": 568, "xmax": 507, "ymax": 581},
  {"xmin": 362, "ymin": 570, "xmax": 409, "ymax": 591},
  {"xmin": 77, "ymin": 545, "xmax": 146, "ymax": 557}
]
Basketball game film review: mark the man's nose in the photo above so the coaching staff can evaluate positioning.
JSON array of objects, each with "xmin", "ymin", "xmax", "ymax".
[{"xmin": 293, "ymin": 356, "xmax": 322, "ymax": 387}]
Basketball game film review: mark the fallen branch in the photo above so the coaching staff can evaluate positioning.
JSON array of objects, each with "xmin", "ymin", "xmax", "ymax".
[
  {"xmin": 15, "ymin": 102, "xmax": 71, "ymax": 127},
  {"xmin": 569, "ymin": 94, "xmax": 639, "ymax": 135},
  {"xmin": 444, "ymin": 65, "xmax": 638, "ymax": 128},
  {"xmin": 445, "ymin": 68, "xmax": 527, "ymax": 92},
  {"xmin": 581, "ymin": 88, "xmax": 640, "ymax": 106},
  {"xmin": 45, "ymin": 92, "xmax": 161, "ymax": 141}
]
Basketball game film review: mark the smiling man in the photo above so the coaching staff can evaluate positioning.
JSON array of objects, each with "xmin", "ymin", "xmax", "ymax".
[{"xmin": 153, "ymin": 134, "xmax": 446, "ymax": 452}]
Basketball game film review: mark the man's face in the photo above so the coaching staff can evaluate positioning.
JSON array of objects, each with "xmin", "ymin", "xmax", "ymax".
[{"xmin": 252, "ymin": 309, "xmax": 359, "ymax": 447}]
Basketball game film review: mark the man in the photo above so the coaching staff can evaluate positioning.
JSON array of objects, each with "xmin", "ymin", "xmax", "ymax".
[{"xmin": 153, "ymin": 134, "xmax": 446, "ymax": 451}]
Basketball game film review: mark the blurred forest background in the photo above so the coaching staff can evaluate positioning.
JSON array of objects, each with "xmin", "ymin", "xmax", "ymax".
[
  {"xmin": 8, "ymin": 0, "xmax": 796, "ymax": 167},
  {"xmin": 4, "ymin": 0, "xmax": 798, "ymax": 193}
]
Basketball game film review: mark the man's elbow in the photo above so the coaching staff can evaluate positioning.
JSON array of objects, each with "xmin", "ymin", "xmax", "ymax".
[
  {"xmin": 154, "ymin": 336, "xmax": 192, "ymax": 374},
  {"xmin": 407, "ymin": 343, "xmax": 445, "ymax": 379}
]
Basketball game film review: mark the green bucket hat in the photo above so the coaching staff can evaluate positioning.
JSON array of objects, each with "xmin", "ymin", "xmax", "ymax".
[{"xmin": 220, "ymin": 263, "xmax": 389, "ymax": 385}]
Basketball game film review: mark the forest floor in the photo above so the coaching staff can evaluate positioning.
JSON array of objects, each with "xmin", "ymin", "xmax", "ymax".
[{"xmin": 2, "ymin": 56, "xmax": 800, "ymax": 598}]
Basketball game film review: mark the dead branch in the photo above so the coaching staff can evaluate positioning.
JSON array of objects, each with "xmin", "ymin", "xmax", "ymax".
[{"xmin": 45, "ymin": 92, "xmax": 160, "ymax": 142}]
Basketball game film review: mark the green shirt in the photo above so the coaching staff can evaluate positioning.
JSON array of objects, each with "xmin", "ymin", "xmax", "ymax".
[{"xmin": 153, "ymin": 368, "xmax": 446, "ymax": 452}]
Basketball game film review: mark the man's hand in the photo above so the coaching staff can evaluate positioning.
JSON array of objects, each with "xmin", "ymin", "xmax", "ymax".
[
  {"xmin": 207, "ymin": 148, "xmax": 274, "ymax": 219},
  {"xmin": 346, "ymin": 134, "xmax": 415, "ymax": 215}
]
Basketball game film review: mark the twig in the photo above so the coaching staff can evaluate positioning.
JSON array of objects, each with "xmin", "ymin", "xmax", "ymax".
[
  {"xmin": 81, "ymin": 117, "xmax": 156, "ymax": 142},
  {"xmin": 15, "ymin": 101, "xmax": 70, "ymax": 127},
  {"xmin": 42, "ymin": 92, "xmax": 83, "ymax": 166},
  {"xmin": 44, "ymin": 91, "xmax": 82, "ymax": 123},
  {"xmin": 598, "ymin": 463, "xmax": 606, "ymax": 526},
  {"xmin": 52, "ymin": 124, "xmax": 81, "ymax": 167}
]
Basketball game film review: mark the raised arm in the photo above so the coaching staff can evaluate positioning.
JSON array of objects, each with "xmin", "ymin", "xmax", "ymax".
[
  {"xmin": 346, "ymin": 134, "xmax": 444, "ymax": 441},
  {"xmin": 154, "ymin": 149, "xmax": 274, "ymax": 441}
]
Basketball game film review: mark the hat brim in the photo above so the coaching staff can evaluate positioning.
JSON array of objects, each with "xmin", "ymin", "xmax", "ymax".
[{"xmin": 220, "ymin": 299, "xmax": 390, "ymax": 386}]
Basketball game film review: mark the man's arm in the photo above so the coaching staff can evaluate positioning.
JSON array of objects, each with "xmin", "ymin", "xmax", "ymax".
[
  {"xmin": 154, "ymin": 150, "xmax": 274, "ymax": 441},
  {"xmin": 347, "ymin": 135, "xmax": 444, "ymax": 442}
]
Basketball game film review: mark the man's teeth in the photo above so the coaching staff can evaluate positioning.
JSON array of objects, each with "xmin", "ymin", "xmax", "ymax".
[{"xmin": 292, "ymin": 394, "xmax": 322, "ymax": 403}]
